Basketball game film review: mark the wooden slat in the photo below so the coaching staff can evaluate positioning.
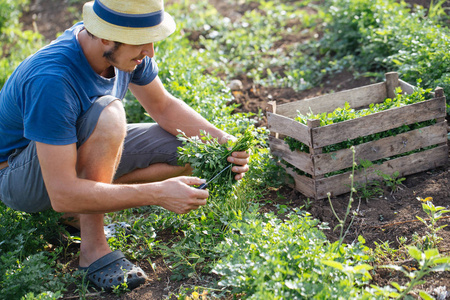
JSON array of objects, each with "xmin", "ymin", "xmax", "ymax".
[
  {"xmin": 313, "ymin": 122, "xmax": 448, "ymax": 176},
  {"xmin": 283, "ymin": 167, "xmax": 316, "ymax": 198},
  {"xmin": 314, "ymin": 145, "xmax": 448, "ymax": 199},
  {"xmin": 312, "ymin": 97, "xmax": 446, "ymax": 148},
  {"xmin": 267, "ymin": 112, "xmax": 311, "ymax": 145},
  {"xmin": 276, "ymin": 82, "xmax": 387, "ymax": 119},
  {"xmin": 269, "ymin": 136, "xmax": 314, "ymax": 175}
]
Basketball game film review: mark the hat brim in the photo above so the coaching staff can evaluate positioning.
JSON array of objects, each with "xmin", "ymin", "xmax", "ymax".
[{"xmin": 83, "ymin": 1, "xmax": 176, "ymax": 45}]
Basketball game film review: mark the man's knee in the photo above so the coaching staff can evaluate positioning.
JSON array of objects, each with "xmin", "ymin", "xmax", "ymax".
[{"xmin": 95, "ymin": 99, "xmax": 127, "ymax": 143}]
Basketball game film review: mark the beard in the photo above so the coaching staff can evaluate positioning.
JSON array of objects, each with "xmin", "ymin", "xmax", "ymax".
[
  {"xmin": 103, "ymin": 42, "xmax": 137, "ymax": 73},
  {"xmin": 103, "ymin": 42, "xmax": 121, "ymax": 63}
]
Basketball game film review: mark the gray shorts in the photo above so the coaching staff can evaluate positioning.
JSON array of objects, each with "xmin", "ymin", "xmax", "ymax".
[{"xmin": 0, "ymin": 96, "xmax": 181, "ymax": 213}]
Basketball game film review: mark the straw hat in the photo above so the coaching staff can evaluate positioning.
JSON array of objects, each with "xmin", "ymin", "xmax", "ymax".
[{"xmin": 83, "ymin": 0, "xmax": 176, "ymax": 45}]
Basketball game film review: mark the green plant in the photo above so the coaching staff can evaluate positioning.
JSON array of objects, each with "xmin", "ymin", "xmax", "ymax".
[
  {"xmin": 428, "ymin": 0, "xmax": 449, "ymax": 22},
  {"xmin": 0, "ymin": 248, "xmax": 68, "ymax": 299},
  {"xmin": 21, "ymin": 291, "xmax": 63, "ymax": 300},
  {"xmin": 160, "ymin": 244, "xmax": 205, "ymax": 281},
  {"xmin": 213, "ymin": 209, "xmax": 375, "ymax": 299},
  {"xmin": 354, "ymin": 180, "xmax": 383, "ymax": 202},
  {"xmin": 371, "ymin": 240, "xmax": 408, "ymax": 265},
  {"xmin": 303, "ymin": 197, "xmax": 312, "ymax": 210},
  {"xmin": 354, "ymin": 159, "xmax": 384, "ymax": 202},
  {"xmin": 72, "ymin": 270, "xmax": 91, "ymax": 300},
  {"xmin": 318, "ymin": 0, "xmax": 450, "ymax": 111},
  {"xmin": 327, "ymin": 146, "xmax": 361, "ymax": 248},
  {"xmin": 0, "ymin": 0, "xmax": 44, "ymax": 89},
  {"xmin": 171, "ymin": 286, "xmax": 217, "ymax": 300},
  {"xmin": 416, "ymin": 197, "xmax": 450, "ymax": 249},
  {"xmin": 111, "ymin": 279, "xmax": 130, "ymax": 296},
  {"xmin": 376, "ymin": 170, "xmax": 406, "ymax": 194},
  {"xmin": 3, "ymin": 0, "xmax": 450, "ymax": 297},
  {"xmin": 372, "ymin": 247, "xmax": 450, "ymax": 299},
  {"xmin": 0, "ymin": 205, "xmax": 70, "ymax": 298}
]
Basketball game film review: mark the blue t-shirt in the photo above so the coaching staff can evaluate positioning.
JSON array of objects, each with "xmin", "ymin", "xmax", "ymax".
[{"xmin": 0, "ymin": 22, "xmax": 158, "ymax": 162}]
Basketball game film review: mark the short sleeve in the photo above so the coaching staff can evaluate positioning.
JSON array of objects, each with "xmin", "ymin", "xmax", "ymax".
[
  {"xmin": 131, "ymin": 57, "xmax": 159, "ymax": 86},
  {"xmin": 23, "ymin": 76, "xmax": 80, "ymax": 145}
]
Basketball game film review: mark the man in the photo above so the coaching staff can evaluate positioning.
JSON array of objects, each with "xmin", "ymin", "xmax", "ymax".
[{"xmin": 0, "ymin": 0, "xmax": 250, "ymax": 291}]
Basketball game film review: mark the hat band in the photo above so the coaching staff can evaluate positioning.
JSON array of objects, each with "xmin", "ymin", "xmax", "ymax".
[{"xmin": 93, "ymin": 0, "xmax": 164, "ymax": 28}]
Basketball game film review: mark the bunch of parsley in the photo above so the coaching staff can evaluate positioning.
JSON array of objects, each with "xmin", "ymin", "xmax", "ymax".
[{"xmin": 177, "ymin": 126, "xmax": 256, "ymax": 196}]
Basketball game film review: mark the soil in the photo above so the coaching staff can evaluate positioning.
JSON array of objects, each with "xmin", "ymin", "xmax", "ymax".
[{"xmin": 19, "ymin": 0, "xmax": 450, "ymax": 299}]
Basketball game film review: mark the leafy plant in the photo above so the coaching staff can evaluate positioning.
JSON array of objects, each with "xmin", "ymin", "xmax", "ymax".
[
  {"xmin": 371, "ymin": 240, "xmax": 408, "ymax": 265},
  {"xmin": 21, "ymin": 291, "xmax": 63, "ymax": 300},
  {"xmin": 213, "ymin": 209, "xmax": 375, "ymax": 299},
  {"xmin": 0, "ymin": 247, "xmax": 68, "ymax": 299},
  {"xmin": 319, "ymin": 0, "xmax": 450, "ymax": 111},
  {"xmin": 0, "ymin": 0, "xmax": 44, "ymax": 89},
  {"xmin": 111, "ymin": 280, "xmax": 130, "ymax": 296},
  {"xmin": 428, "ymin": 0, "xmax": 449, "ymax": 19},
  {"xmin": 376, "ymin": 170, "xmax": 406, "ymax": 194},
  {"xmin": 354, "ymin": 159, "xmax": 384, "ymax": 202},
  {"xmin": 416, "ymin": 197, "xmax": 450, "ymax": 249},
  {"xmin": 373, "ymin": 247, "xmax": 450, "ymax": 299},
  {"xmin": 327, "ymin": 146, "xmax": 361, "ymax": 248}
]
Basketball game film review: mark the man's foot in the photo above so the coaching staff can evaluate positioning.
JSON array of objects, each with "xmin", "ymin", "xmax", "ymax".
[{"xmin": 79, "ymin": 250, "xmax": 147, "ymax": 291}]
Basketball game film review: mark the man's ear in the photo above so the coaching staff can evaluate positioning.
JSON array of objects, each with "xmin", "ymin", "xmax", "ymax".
[{"xmin": 100, "ymin": 39, "xmax": 114, "ymax": 46}]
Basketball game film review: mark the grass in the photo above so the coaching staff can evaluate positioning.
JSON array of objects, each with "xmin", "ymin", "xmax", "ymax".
[{"xmin": 1, "ymin": 0, "xmax": 450, "ymax": 299}]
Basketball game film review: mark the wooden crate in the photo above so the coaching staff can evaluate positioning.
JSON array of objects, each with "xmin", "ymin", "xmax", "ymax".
[{"xmin": 267, "ymin": 72, "xmax": 448, "ymax": 199}]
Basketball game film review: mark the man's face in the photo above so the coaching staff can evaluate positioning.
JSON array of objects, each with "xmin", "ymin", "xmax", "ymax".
[{"xmin": 103, "ymin": 41, "xmax": 155, "ymax": 72}]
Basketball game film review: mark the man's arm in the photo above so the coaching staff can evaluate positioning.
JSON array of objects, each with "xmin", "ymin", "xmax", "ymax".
[
  {"xmin": 36, "ymin": 142, "xmax": 209, "ymax": 214},
  {"xmin": 129, "ymin": 76, "xmax": 250, "ymax": 179}
]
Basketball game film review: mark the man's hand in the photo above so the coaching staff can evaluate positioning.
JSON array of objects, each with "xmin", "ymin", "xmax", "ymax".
[
  {"xmin": 220, "ymin": 135, "xmax": 251, "ymax": 181},
  {"xmin": 227, "ymin": 151, "xmax": 250, "ymax": 180},
  {"xmin": 156, "ymin": 176, "xmax": 209, "ymax": 214}
]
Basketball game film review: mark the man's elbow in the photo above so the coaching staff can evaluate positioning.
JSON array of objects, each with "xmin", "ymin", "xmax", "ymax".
[
  {"xmin": 48, "ymin": 189, "xmax": 75, "ymax": 213},
  {"xmin": 50, "ymin": 198, "xmax": 71, "ymax": 213}
]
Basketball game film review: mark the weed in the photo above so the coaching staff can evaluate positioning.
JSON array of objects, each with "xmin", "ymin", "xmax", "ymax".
[
  {"xmin": 73, "ymin": 270, "xmax": 90, "ymax": 300},
  {"xmin": 111, "ymin": 279, "xmax": 130, "ymax": 296},
  {"xmin": 303, "ymin": 198, "xmax": 312, "ymax": 210},
  {"xmin": 376, "ymin": 170, "xmax": 406, "ymax": 194},
  {"xmin": 428, "ymin": 0, "xmax": 449, "ymax": 19},
  {"xmin": 0, "ymin": 0, "xmax": 45, "ymax": 89},
  {"xmin": 185, "ymin": 290, "xmax": 209, "ymax": 300},
  {"xmin": 416, "ymin": 197, "xmax": 450, "ymax": 250},
  {"xmin": 328, "ymin": 146, "xmax": 361, "ymax": 247},
  {"xmin": 0, "ymin": 247, "xmax": 68, "ymax": 299},
  {"xmin": 371, "ymin": 240, "xmax": 407, "ymax": 264},
  {"xmin": 355, "ymin": 181, "xmax": 384, "ymax": 203},
  {"xmin": 355, "ymin": 159, "xmax": 384, "ymax": 202},
  {"xmin": 21, "ymin": 291, "xmax": 63, "ymax": 299},
  {"xmin": 373, "ymin": 247, "xmax": 450, "ymax": 299}
]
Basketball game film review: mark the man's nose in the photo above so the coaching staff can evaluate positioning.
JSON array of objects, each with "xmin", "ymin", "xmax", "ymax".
[{"xmin": 142, "ymin": 43, "xmax": 154, "ymax": 57}]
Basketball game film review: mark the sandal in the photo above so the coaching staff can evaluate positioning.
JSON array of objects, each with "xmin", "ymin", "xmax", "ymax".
[{"xmin": 79, "ymin": 250, "xmax": 147, "ymax": 291}]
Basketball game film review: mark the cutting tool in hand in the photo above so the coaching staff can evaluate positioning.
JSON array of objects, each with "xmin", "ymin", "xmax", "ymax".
[{"xmin": 197, "ymin": 164, "xmax": 232, "ymax": 189}]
